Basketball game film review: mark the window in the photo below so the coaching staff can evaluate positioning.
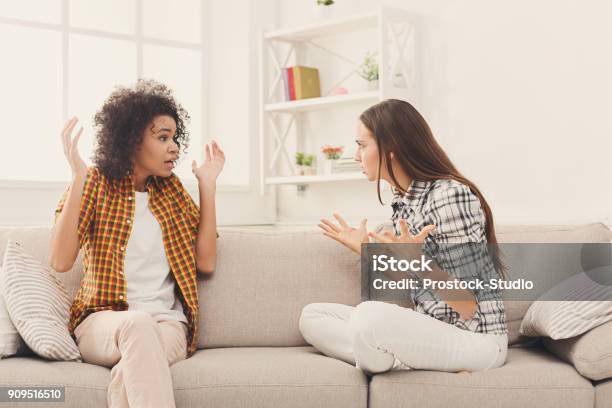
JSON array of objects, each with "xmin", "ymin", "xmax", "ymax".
[{"xmin": 0, "ymin": 0, "xmax": 230, "ymax": 184}]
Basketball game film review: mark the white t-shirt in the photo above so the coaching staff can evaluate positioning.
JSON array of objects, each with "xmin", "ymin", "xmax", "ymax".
[{"xmin": 124, "ymin": 190, "xmax": 188, "ymax": 325}]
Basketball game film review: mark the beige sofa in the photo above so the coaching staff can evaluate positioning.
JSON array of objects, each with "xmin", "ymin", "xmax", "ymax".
[{"xmin": 0, "ymin": 224, "xmax": 611, "ymax": 408}]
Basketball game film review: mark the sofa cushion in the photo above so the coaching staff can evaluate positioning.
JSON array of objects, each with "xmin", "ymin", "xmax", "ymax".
[
  {"xmin": 497, "ymin": 223, "xmax": 612, "ymax": 346},
  {"xmin": 171, "ymin": 346, "xmax": 367, "ymax": 408},
  {"xmin": 0, "ymin": 347, "xmax": 367, "ymax": 408},
  {"xmin": 543, "ymin": 320, "xmax": 612, "ymax": 381},
  {"xmin": 520, "ymin": 270, "xmax": 612, "ymax": 340},
  {"xmin": 0, "ymin": 265, "xmax": 30, "ymax": 358},
  {"xmin": 504, "ymin": 301, "xmax": 535, "ymax": 346},
  {"xmin": 198, "ymin": 230, "xmax": 361, "ymax": 348},
  {"xmin": 369, "ymin": 347, "xmax": 594, "ymax": 408},
  {"xmin": 595, "ymin": 378, "xmax": 612, "ymax": 408},
  {"xmin": 0, "ymin": 227, "xmax": 56, "ymax": 269},
  {"xmin": 0, "ymin": 356, "xmax": 108, "ymax": 407},
  {"xmin": 0, "ymin": 227, "xmax": 84, "ymax": 302},
  {"xmin": 1, "ymin": 241, "xmax": 82, "ymax": 361}
]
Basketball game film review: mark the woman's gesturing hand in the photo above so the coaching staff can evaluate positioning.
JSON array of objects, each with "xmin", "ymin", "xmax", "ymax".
[
  {"xmin": 318, "ymin": 213, "xmax": 368, "ymax": 255},
  {"xmin": 368, "ymin": 219, "xmax": 436, "ymax": 244},
  {"xmin": 61, "ymin": 117, "xmax": 87, "ymax": 178},
  {"xmin": 192, "ymin": 140, "xmax": 225, "ymax": 184}
]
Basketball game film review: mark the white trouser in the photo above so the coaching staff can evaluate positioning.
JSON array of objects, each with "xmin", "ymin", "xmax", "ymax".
[{"xmin": 299, "ymin": 301, "xmax": 508, "ymax": 374}]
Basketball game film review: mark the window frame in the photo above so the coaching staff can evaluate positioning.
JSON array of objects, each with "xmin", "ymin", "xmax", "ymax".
[{"xmin": 0, "ymin": 0, "xmax": 249, "ymax": 192}]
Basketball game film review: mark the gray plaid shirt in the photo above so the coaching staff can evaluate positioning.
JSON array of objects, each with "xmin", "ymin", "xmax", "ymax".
[{"xmin": 391, "ymin": 179, "xmax": 507, "ymax": 335}]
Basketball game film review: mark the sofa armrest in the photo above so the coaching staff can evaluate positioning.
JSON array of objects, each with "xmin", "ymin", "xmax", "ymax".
[{"xmin": 543, "ymin": 320, "xmax": 612, "ymax": 381}]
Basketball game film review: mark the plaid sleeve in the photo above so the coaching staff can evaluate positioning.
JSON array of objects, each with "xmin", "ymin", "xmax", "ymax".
[
  {"xmin": 53, "ymin": 167, "xmax": 98, "ymax": 247},
  {"xmin": 423, "ymin": 182, "xmax": 495, "ymax": 283}
]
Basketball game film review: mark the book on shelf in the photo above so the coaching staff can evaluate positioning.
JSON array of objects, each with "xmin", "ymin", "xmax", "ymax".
[
  {"xmin": 281, "ymin": 66, "xmax": 321, "ymax": 101},
  {"xmin": 282, "ymin": 68, "xmax": 290, "ymax": 101},
  {"xmin": 287, "ymin": 67, "xmax": 296, "ymax": 100}
]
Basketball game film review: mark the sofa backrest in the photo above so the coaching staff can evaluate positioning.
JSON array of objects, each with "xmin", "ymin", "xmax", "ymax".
[
  {"xmin": 0, "ymin": 227, "xmax": 361, "ymax": 348},
  {"xmin": 0, "ymin": 223, "xmax": 610, "ymax": 348},
  {"xmin": 0, "ymin": 227, "xmax": 85, "ymax": 303},
  {"xmin": 197, "ymin": 230, "xmax": 360, "ymax": 348}
]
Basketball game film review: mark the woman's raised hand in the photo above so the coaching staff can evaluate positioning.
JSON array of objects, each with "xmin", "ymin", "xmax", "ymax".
[
  {"xmin": 192, "ymin": 140, "xmax": 225, "ymax": 184},
  {"xmin": 61, "ymin": 117, "xmax": 87, "ymax": 177},
  {"xmin": 318, "ymin": 213, "xmax": 369, "ymax": 255},
  {"xmin": 368, "ymin": 219, "xmax": 436, "ymax": 244}
]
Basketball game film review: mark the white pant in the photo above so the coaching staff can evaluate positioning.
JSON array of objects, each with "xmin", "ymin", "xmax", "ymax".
[{"xmin": 299, "ymin": 301, "xmax": 507, "ymax": 374}]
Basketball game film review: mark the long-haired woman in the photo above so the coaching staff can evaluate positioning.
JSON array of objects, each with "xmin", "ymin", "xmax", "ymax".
[{"xmin": 300, "ymin": 99, "xmax": 507, "ymax": 374}]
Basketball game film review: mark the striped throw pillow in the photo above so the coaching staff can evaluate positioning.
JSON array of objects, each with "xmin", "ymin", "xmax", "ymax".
[
  {"xmin": 0, "ymin": 265, "xmax": 30, "ymax": 358},
  {"xmin": 520, "ymin": 267, "xmax": 612, "ymax": 340},
  {"xmin": 1, "ymin": 241, "xmax": 82, "ymax": 361}
]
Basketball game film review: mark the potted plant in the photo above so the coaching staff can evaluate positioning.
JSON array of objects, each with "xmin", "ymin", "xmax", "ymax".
[
  {"xmin": 320, "ymin": 145, "xmax": 344, "ymax": 174},
  {"xmin": 295, "ymin": 152, "xmax": 316, "ymax": 176},
  {"xmin": 313, "ymin": 0, "xmax": 335, "ymax": 21},
  {"xmin": 358, "ymin": 52, "xmax": 379, "ymax": 91}
]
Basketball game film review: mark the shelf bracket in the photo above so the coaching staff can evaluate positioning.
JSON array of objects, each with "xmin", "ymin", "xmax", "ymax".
[
  {"xmin": 266, "ymin": 42, "xmax": 296, "ymax": 103},
  {"xmin": 387, "ymin": 22, "xmax": 412, "ymax": 88},
  {"xmin": 268, "ymin": 114, "xmax": 295, "ymax": 174},
  {"xmin": 305, "ymin": 40, "xmax": 370, "ymax": 96},
  {"xmin": 296, "ymin": 184, "xmax": 308, "ymax": 195}
]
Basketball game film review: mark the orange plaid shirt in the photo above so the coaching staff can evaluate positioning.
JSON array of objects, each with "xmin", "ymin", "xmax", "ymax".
[{"xmin": 54, "ymin": 166, "xmax": 201, "ymax": 357}]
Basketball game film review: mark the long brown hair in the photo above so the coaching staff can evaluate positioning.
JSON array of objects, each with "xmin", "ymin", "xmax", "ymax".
[{"xmin": 359, "ymin": 99, "xmax": 506, "ymax": 277}]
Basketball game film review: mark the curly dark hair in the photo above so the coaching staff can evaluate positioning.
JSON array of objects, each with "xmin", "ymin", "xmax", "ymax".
[{"xmin": 92, "ymin": 79, "xmax": 190, "ymax": 180}]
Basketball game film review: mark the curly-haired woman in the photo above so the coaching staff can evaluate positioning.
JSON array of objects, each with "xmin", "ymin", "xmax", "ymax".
[{"xmin": 49, "ymin": 79, "xmax": 224, "ymax": 407}]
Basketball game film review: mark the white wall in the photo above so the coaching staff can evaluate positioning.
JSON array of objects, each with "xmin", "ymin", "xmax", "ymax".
[
  {"xmin": 0, "ymin": 0, "xmax": 277, "ymax": 227},
  {"xmin": 1, "ymin": 0, "xmax": 610, "ymax": 228},
  {"xmin": 273, "ymin": 0, "xmax": 612, "ymax": 227}
]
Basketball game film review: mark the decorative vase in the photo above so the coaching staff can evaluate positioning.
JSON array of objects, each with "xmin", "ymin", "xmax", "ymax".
[
  {"xmin": 296, "ymin": 165, "xmax": 317, "ymax": 176},
  {"xmin": 322, "ymin": 159, "xmax": 336, "ymax": 175},
  {"xmin": 367, "ymin": 79, "xmax": 379, "ymax": 91},
  {"xmin": 393, "ymin": 73, "xmax": 406, "ymax": 88},
  {"xmin": 303, "ymin": 166, "xmax": 316, "ymax": 176},
  {"xmin": 313, "ymin": 5, "xmax": 334, "ymax": 21}
]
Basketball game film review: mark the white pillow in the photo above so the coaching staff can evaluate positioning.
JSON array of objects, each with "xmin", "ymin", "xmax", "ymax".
[
  {"xmin": 0, "ymin": 265, "xmax": 30, "ymax": 358},
  {"xmin": 1, "ymin": 241, "xmax": 81, "ymax": 361},
  {"xmin": 519, "ymin": 266, "xmax": 612, "ymax": 340}
]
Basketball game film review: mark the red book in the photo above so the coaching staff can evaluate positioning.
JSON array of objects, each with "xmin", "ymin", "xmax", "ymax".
[{"xmin": 287, "ymin": 67, "xmax": 296, "ymax": 101}]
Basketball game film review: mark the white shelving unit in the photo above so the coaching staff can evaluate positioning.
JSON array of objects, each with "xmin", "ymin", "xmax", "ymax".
[
  {"xmin": 263, "ymin": 12, "xmax": 378, "ymax": 42},
  {"xmin": 259, "ymin": 6, "xmax": 418, "ymax": 193},
  {"xmin": 264, "ymin": 91, "xmax": 379, "ymax": 113}
]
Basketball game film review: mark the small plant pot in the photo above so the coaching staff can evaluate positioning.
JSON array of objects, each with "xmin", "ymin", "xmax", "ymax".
[
  {"xmin": 322, "ymin": 159, "xmax": 336, "ymax": 175},
  {"xmin": 302, "ymin": 166, "xmax": 316, "ymax": 176},
  {"xmin": 296, "ymin": 165, "xmax": 316, "ymax": 176},
  {"xmin": 313, "ymin": 5, "xmax": 334, "ymax": 21},
  {"xmin": 367, "ymin": 79, "xmax": 379, "ymax": 91},
  {"xmin": 393, "ymin": 74, "xmax": 406, "ymax": 88}
]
